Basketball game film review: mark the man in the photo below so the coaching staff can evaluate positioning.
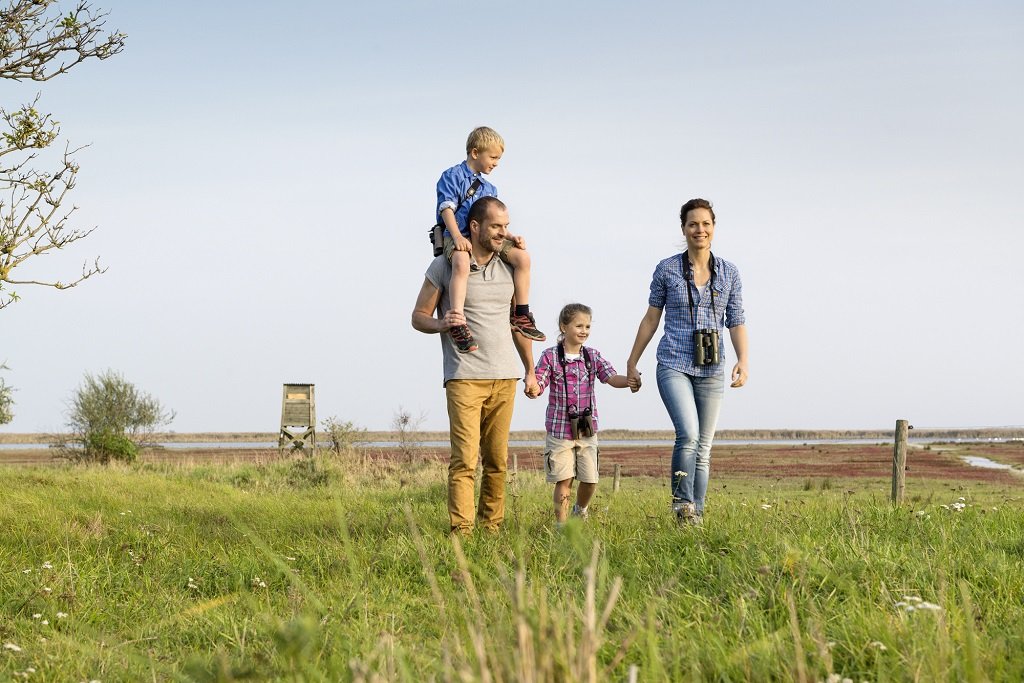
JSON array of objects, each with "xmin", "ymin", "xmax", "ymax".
[{"xmin": 412, "ymin": 196, "xmax": 538, "ymax": 535}]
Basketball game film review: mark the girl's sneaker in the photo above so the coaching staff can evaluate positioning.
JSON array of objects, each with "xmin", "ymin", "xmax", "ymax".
[{"xmin": 450, "ymin": 324, "xmax": 478, "ymax": 353}]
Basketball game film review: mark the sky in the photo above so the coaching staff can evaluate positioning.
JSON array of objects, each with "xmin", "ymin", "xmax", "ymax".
[{"xmin": 2, "ymin": 0, "xmax": 1023, "ymax": 434}]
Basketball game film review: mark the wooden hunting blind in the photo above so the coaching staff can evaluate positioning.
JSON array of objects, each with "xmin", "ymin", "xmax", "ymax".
[{"xmin": 279, "ymin": 383, "xmax": 316, "ymax": 454}]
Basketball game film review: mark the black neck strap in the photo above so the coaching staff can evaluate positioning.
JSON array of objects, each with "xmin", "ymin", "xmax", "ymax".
[
  {"xmin": 557, "ymin": 342, "xmax": 593, "ymax": 412},
  {"xmin": 682, "ymin": 250, "xmax": 717, "ymax": 328}
]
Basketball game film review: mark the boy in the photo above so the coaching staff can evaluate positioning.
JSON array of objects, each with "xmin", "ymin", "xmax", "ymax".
[{"xmin": 436, "ymin": 126, "xmax": 545, "ymax": 353}]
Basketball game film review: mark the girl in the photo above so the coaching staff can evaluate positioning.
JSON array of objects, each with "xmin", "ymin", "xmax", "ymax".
[{"xmin": 533, "ymin": 304, "xmax": 632, "ymax": 524}]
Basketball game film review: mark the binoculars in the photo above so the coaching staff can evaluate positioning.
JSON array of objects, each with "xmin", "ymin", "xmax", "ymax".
[
  {"xmin": 568, "ymin": 406, "xmax": 594, "ymax": 439},
  {"xmin": 693, "ymin": 328, "xmax": 720, "ymax": 366}
]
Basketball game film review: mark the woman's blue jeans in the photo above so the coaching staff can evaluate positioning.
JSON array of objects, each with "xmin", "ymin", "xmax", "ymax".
[{"xmin": 656, "ymin": 364, "xmax": 724, "ymax": 514}]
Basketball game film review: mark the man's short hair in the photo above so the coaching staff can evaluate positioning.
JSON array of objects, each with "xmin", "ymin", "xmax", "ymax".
[
  {"xmin": 467, "ymin": 196, "xmax": 506, "ymax": 228},
  {"xmin": 680, "ymin": 197, "xmax": 715, "ymax": 224},
  {"xmin": 466, "ymin": 126, "xmax": 504, "ymax": 154}
]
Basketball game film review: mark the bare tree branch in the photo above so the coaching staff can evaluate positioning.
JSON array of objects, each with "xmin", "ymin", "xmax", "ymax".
[
  {"xmin": 1, "ymin": 1, "xmax": 125, "ymax": 82},
  {"xmin": 1, "ymin": 1, "xmax": 124, "ymax": 308}
]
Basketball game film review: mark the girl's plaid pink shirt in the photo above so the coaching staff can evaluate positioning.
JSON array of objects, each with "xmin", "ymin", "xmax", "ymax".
[{"xmin": 534, "ymin": 345, "xmax": 618, "ymax": 440}]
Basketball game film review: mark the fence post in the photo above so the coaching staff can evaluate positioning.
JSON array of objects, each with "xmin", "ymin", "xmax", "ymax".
[
  {"xmin": 613, "ymin": 463, "xmax": 622, "ymax": 492},
  {"xmin": 891, "ymin": 419, "xmax": 909, "ymax": 505},
  {"xmin": 511, "ymin": 452, "xmax": 518, "ymax": 477}
]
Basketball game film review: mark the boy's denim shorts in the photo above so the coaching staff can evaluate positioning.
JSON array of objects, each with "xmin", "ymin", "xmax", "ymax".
[{"xmin": 544, "ymin": 433, "xmax": 599, "ymax": 484}]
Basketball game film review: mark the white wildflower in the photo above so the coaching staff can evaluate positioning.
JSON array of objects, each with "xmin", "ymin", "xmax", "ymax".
[
  {"xmin": 41, "ymin": 620, "xmax": 48, "ymax": 626},
  {"xmin": 32, "ymin": 613, "xmax": 41, "ymax": 619},
  {"xmin": 285, "ymin": 556, "xmax": 296, "ymax": 561},
  {"xmin": 3, "ymin": 642, "xmax": 22, "ymax": 652},
  {"xmin": 760, "ymin": 504, "xmax": 772, "ymax": 510},
  {"xmin": 41, "ymin": 562, "xmax": 53, "ymax": 570},
  {"xmin": 914, "ymin": 510, "xmax": 927, "ymax": 517},
  {"xmin": 22, "ymin": 569, "xmax": 32, "ymax": 574},
  {"xmin": 251, "ymin": 576, "xmax": 267, "ymax": 589},
  {"xmin": 940, "ymin": 504, "xmax": 949, "ymax": 510},
  {"xmin": 869, "ymin": 641, "xmax": 887, "ymax": 651},
  {"xmin": 56, "ymin": 612, "xmax": 68, "ymax": 619},
  {"xmin": 958, "ymin": 497, "xmax": 966, "ymax": 502},
  {"xmin": 917, "ymin": 601, "xmax": 942, "ymax": 611},
  {"xmin": 42, "ymin": 587, "xmax": 51, "ymax": 593}
]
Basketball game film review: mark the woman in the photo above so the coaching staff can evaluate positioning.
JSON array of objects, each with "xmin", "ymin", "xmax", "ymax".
[{"xmin": 626, "ymin": 198, "xmax": 748, "ymax": 525}]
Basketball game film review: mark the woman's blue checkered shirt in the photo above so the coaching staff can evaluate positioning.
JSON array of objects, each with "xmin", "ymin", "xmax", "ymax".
[{"xmin": 649, "ymin": 253, "xmax": 745, "ymax": 376}]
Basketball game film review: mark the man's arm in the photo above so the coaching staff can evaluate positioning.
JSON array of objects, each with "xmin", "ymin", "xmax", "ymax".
[
  {"xmin": 411, "ymin": 277, "xmax": 464, "ymax": 334},
  {"xmin": 513, "ymin": 330, "xmax": 539, "ymax": 397}
]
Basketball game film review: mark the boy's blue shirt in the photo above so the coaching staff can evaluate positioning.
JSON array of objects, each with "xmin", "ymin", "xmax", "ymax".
[{"xmin": 436, "ymin": 161, "xmax": 498, "ymax": 238}]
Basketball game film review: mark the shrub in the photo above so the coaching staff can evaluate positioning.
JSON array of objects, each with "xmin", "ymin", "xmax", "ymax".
[
  {"xmin": 0, "ymin": 362, "xmax": 12, "ymax": 425},
  {"xmin": 65, "ymin": 369, "xmax": 174, "ymax": 464},
  {"xmin": 321, "ymin": 416, "xmax": 367, "ymax": 456},
  {"xmin": 85, "ymin": 430, "xmax": 138, "ymax": 464}
]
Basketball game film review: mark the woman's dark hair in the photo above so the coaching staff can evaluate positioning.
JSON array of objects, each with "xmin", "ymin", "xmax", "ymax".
[{"xmin": 680, "ymin": 198, "xmax": 715, "ymax": 225}]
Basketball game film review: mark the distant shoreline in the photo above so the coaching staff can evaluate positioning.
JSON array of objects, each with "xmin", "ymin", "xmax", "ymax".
[{"xmin": 1, "ymin": 427, "xmax": 1021, "ymax": 444}]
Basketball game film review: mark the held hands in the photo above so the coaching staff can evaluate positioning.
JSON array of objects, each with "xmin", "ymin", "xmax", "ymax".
[
  {"xmin": 626, "ymin": 367, "xmax": 642, "ymax": 393},
  {"xmin": 523, "ymin": 375, "xmax": 541, "ymax": 398},
  {"xmin": 730, "ymin": 362, "xmax": 748, "ymax": 388}
]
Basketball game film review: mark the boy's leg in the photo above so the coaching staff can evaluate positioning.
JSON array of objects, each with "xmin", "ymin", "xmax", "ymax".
[
  {"xmin": 447, "ymin": 249, "xmax": 477, "ymax": 353},
  {"xmin": 502, "ymin": 244, "xmax": 546, "ymax": 342},
  {"xmin": 553, "ymin": 479, "xmax": 574, "ymax": 522}
]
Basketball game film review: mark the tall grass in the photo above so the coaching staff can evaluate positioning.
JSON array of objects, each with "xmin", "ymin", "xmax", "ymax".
[{"xmin": 1, "ymin": 452, "xmax": 1022, "ymax": 681}]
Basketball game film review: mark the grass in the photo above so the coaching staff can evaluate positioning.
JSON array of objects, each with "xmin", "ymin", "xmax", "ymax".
[{"xmin": 1, "ymin": 452, "xmax": 1023, "ymax": 681}]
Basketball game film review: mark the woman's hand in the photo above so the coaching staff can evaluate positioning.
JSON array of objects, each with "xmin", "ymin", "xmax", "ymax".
[
  {"xmin": 627, "ymin": 367, "xmax": 642, "ymax": 393},
  {"xmin": 730, "ymin": 362, "xmax": 748, "ymax": 388}
]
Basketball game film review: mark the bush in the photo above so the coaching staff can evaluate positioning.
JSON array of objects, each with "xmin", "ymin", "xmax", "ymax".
[
  {"xmin": 65, "ymin": 369, "xmax": 174, "ymax": 464},
  {"xmin": 321, "ymin": 416, "xmax": 367, "ymax": 456},
  {"xmin": 0, "ymin": 362, "xmax": 12, "ymax": 425},
  {"xmin": 85, "ymin": 430, "xmax": 138, "ymax": 464}
]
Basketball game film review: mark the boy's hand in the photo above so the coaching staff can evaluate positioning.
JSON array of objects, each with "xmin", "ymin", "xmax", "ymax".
[
  {"xmin": 454, "ymin": 235, "xmax": 472, "ymax": 252},
  {"xmin": 509, "ymin": 234, "xmax": 526, "ymax": 250}
]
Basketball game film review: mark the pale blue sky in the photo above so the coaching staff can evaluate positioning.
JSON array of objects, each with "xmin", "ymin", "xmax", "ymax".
[{"xmin": 3, "ymin": 1, "xmax": 1022, "ymax": 433}]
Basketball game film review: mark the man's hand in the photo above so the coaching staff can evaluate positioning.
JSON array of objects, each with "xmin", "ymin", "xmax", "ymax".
[
  {"xmin": 627, "ymin": 367, "xmax": 642, "ymax": 393},
  {"xmin": 438, "ymin": 309, "xmax": 466, "ymax": 333},
  {"xmin": 523, "ymin": 375, "xmax": 541, "ymax": 398}
]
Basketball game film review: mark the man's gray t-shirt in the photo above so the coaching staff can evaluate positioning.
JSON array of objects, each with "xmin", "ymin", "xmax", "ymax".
[{"xmin": 425, "ymin": 255, "xmax": 522, "ymax": 384}]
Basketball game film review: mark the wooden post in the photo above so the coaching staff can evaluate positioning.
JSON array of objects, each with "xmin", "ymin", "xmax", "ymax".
[
  {"xmin": 613, "ymin": 463, "xmax": 622, "ymax": 492},
  {"xmin": 891, "ymin": 419, "xmax": 908, "ymax": 505},
  {"xmin": 511, "ymin": 452, "xmax": 518, "ymax": 476}
]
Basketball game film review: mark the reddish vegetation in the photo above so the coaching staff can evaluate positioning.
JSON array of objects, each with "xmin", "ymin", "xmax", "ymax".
[{"xmin": 2, "ymin": 442, "xmax": 1021, "ymax": 485}]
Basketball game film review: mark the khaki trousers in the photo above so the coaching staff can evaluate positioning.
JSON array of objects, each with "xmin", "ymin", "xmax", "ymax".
[{"xmin": 445, "ymin": 379, "xmax": 517, "ymax": 534}]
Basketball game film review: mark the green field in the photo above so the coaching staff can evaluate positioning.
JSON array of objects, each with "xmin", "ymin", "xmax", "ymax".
[{"xmin": 1, "ymin": 453, "xmax": 1022, "ymax": 681}]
